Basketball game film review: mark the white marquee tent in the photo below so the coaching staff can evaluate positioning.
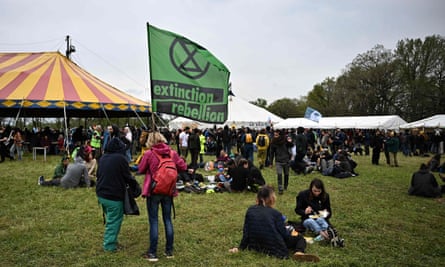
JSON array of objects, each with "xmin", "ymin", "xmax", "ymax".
[
  {"xmin": 399, "ymin": 114, "xmax": 445, "ymax": 129},
  {"xmin": 274, "ymin": 118, "xmax": 320, "ymax": 129},
  {"xmin": 275, "ymin": 115, "xmax": 407, "ymax": 130},
  {"xmin": 168, "ymin": 95, "xmax": 283, "ymax": 129}
]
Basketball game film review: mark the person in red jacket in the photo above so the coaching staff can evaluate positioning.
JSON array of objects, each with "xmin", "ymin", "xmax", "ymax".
[{"xmin": 138, "ymin": 131, "xmax": 187, "ymax": 262}]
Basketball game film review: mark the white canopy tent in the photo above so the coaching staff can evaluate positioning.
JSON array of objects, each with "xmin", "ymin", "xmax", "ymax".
[
  {"xmin": 399, "ymin": 114, "xmax": 445, "ymax": 129},
  {"xmin": 167, "ymin": 117, "xmax": 215, "ymax": 130},
  {"xmin": 168, "ymin": 95, "xmax": 283, "ymax": 129},
  {"xmin": 275, "ymin": 115, "xmax": 407, "ymax": 130},
  {"xmin": 274, "ymin": 118, "xmax": 320, "ymax": 129}
]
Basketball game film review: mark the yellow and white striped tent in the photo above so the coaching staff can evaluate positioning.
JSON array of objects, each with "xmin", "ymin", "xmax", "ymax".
[{"xmin": 0, "ymin": 51, "xmax": 150, "ymax": 118}]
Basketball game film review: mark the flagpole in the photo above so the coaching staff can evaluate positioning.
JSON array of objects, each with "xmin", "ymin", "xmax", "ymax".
[{"xmin": 146, "ymin": 22, "xmax": 158, "ymax": 131}]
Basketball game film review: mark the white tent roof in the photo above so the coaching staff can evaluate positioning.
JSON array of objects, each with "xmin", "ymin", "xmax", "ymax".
[
  {"xmin": 274, "ymin": 115, "xmax": 407, "ymax": 130},
  {"xmin": 274, "ymin": 118, "xmax": 320, "ymax": 129},
  {"xmin": 318, "ymin": 115, "xmax": 407, "ymax": 129},
  {"xmin": 399, "ymin": 114, "xmax": 445, "ymax": 129},
  {"xmin": 168, "ymin": 95, "xmax": 283, "ymax": 129},
  {"xmin": 167, "ymin": 117, "xmax": 215, "ymax": 130}
]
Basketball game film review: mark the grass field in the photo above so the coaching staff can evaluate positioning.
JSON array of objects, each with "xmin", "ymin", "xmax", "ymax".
[{"xmin": 1, "ymin": 150, "xmax": 444, "ymax": 267}]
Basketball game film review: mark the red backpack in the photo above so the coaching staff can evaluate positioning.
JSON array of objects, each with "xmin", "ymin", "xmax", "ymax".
[{"xmin": 151, "ymin": 150, "xmax": 178, "ymax": 196}]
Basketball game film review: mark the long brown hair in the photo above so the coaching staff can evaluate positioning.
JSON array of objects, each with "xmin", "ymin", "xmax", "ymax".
[
  {"xmin": 256, "ymin": 185, "xmax": 276, "ymax": 208},
  {"xmin": 308, "ymin": 178, "xmax": 327, "ymax": 201}
]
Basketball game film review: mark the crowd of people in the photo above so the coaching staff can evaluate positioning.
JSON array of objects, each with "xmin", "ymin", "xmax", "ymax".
[{"xmin": 2, "ymin": 121, "xmax": 444, "ymax": 262}]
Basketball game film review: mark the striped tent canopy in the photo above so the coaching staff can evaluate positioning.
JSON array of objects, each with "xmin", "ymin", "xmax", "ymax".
[{"xmin": 0, "ymin": 51, "xmax": 151, "ymax": 118}]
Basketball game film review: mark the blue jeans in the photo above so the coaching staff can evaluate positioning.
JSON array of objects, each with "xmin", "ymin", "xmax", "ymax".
[
  {"xmin": 303, "ymin": 217, "xmax": 329, "ymax": 234},
  {"xmin": 147, "ymin": 195, "xmax": 174, "ymax": 254}
]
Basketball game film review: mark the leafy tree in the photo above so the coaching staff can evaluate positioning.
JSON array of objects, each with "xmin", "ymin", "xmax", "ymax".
[
  {"xmin": 336, "ymin": 45, "xmax": 400, "ymax": 115},
  {"xmin": 306, "ymin": 77, "xmax": 336, "ymax": 116},
  {"xmin": 267, "ymin": 98, "xmax": 300, "ymax": 119},
  {"xmin": 394, "ymin": 35, "xmax": 445, "ymax": 121},
  {"xmin": 249, "ymin": 98, "xmax": 268, "ymax": 108}
]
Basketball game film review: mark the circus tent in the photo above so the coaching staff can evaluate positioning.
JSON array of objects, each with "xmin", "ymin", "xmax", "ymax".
[{"xmin": 0, "ymin": 51, "xmax": 151, "ymax": 118}]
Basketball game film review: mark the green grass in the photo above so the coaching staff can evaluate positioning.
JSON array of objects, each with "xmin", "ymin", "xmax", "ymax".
[{"xmin": 1, "ymin": 151, "xmax": 444, "ymax": 266}]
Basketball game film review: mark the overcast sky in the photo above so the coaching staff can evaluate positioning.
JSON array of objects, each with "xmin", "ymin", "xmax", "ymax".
[{"xmin": 1, "ymin": 0, "xmax": 444, "ymax": 104}]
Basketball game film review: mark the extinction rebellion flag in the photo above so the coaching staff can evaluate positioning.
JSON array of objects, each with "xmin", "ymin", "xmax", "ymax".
[{"xmin": 147, "ymin": 23, "xmax": 231, "ymax": 123}]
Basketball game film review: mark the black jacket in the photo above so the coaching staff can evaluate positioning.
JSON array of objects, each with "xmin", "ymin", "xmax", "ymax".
[
  {"xmin": 96, "ymin": 138, "xmax": 134, "ymax": 201},
  {"xmin": 239, "ymin": 205, "xmax": 291, "ymax": 259},
  {"xmin": 295, "ymin": 189, "xmax": 332, "ymax": 222},
  {"xmin": 408, "ymin": 169, "xmax": 441, "ymax": 198}
]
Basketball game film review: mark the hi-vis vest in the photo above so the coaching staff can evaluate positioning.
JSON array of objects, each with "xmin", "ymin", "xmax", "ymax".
[{"xmin": 90, "ymin": 130, "xmax": 101, "ymax": 149}]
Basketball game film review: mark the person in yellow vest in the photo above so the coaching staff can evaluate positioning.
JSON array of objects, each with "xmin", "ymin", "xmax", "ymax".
[
  {"xmin": 90, "ymin": 125, "xmax": 103, "ymax": 160},
  {"xmin": 198, "ymin": 129, "xmax": 206, "ymax": 168},
  {"xmin": 255, "ymin": 128, "xmax": 270, "ymax": 169}
]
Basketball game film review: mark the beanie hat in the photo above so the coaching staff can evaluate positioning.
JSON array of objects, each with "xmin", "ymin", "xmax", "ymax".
[{"xmin": 105, "ymin": 137, "xmax": 126, "ymax": 153}]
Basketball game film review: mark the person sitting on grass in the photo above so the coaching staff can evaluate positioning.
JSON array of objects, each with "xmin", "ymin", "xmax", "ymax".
[
  {"xmin": 295, "ymin": 178, "xmax": 332, "ymax": 242},
  {"xmin": 225, "ymin": 158, "xmax": 250, "ymax": 192},
  {"xmin": 38, "ymin": 146, "xmax": 91, "ymax": 188},
  {"xmin": 84, "ymin": 146, "xmax": 97, "ymax": 181},
  {"xmin": 408, "ymin": 163, "xmax": 442, "ymax": 198},
  {"xmin": 427, "ymin": 154, "xmax": 444, "ymax": 173},
  {"xmin": 229, "ymin": 185, "xmax": 319, "ymax": 262},
  {"xmin": 38, "ymin": 156, "xmax": 70, "ymax": 186}
]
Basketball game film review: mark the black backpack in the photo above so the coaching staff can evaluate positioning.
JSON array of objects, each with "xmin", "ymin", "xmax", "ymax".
[
  {"xmin": 257, "ymin": 135, "xmax": 266, "ymax": 147},
  {"xmin": 327, "ymin": 226, "xmax": 345, "ymax": 247}
]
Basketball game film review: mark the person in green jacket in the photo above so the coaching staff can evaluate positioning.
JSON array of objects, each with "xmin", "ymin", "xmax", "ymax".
[
  {"xmin": 38, "ymin": 156, "xmax": 69, "ymax": 186},
  {"xmin": 385, "ymin": 131, "xmax": 400, "ymax": 167}
]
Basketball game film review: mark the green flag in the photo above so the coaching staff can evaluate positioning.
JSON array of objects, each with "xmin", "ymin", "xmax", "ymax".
[{"xmin": 147, "ymin": 23, "xmax": 231, "ymax": 123}]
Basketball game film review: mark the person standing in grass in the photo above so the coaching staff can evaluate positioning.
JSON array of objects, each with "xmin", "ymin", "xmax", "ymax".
[
  {"xmin": 229, "ymin": 185, "xmax": 319, "ymax": 262},
  {"xmin": 295, "ymin": 178, "xmax": 332, "ymax": 242},
  {"xmin": 138, "ymin": 131, "xmax": 187, "ymax": 262},
  {"xmin": 386, "ymin": 131, "xmax": 400, "ymax": 167},
  {"xmin": 370, "ymin": 130, "xmax": 384, "ymax": 165},
  {"xmin": 255, "ymin": 128, "xmax": 269, "ymax": 169},
  {"xmin": 269, "ymin": 129, "xmax": 292, "ymax": 194},
  {"xmin": 96, "ymin": 137, "xmax": 134, "ymax": 252}
]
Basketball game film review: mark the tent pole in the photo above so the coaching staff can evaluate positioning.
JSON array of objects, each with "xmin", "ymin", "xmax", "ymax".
[
  {"xmin": 132, "ymin": 109, "xmax": 147, "ymax": 129},
  {"xmin": 7, "ymin": 99, "xmax": 24, "ymax": 141},
  {"xmin": 151, "ymin": 112, "xmax": 157, "ymax": 131},
  {"xmin": 63, "ymin": 101, "xmax": 70, "ymax": 157},
  {"xmin": 100, "ymin": 104, "xmax": 111, "ymax": 126},
  {"xmin": 153, "ymin": 112, "xmax": 168, "ymax": 128}
]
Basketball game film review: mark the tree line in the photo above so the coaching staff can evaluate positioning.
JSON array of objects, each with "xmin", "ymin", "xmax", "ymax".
[{"xmin": 252, "ymin": 35, "xmax": 445, "ymax": 122}]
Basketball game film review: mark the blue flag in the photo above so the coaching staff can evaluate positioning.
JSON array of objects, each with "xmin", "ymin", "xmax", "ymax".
[{"xmin": 304, "ymin": 107, "xmax": 322, "ymax": 123}]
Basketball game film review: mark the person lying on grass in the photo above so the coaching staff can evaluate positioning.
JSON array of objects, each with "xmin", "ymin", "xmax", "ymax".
[{"xmin": 229, "ymin": 185, "xmax": 320, "ymax": 262}]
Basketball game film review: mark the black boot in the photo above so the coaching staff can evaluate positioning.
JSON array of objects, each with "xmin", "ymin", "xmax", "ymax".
[
  {"xmin": 284, "ymin": 174, "xmax": 289, "ymax": 190},
  {"xmin": 277, "ymin": 174, "xmax": 283, "ymax": 194}
]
